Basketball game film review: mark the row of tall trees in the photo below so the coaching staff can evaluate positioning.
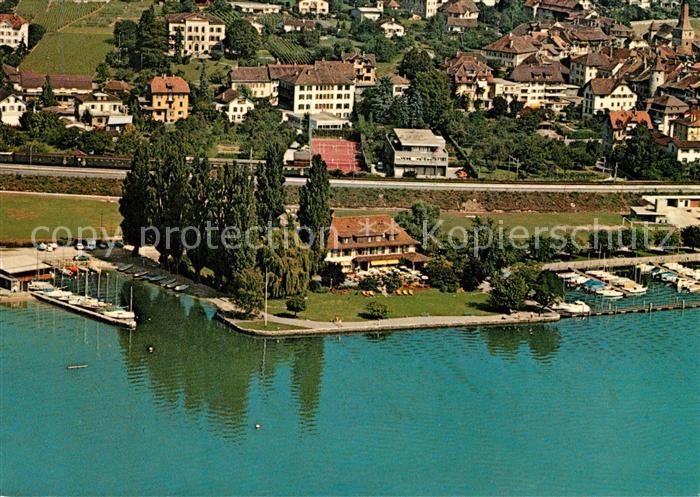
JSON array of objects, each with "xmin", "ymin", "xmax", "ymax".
[{"xmin": 119, "ymin": 134, "xmax": 332, "ymax": 312}]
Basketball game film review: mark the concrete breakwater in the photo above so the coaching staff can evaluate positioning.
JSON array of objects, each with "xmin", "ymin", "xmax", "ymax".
[{"xmin": 215, "ymin": 311, "xmax": 562, "ymax": 338}]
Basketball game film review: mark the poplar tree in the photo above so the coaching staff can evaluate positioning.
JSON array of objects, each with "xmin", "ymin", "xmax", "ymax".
[
  {"xmin": 185, "ymin": 153, "xmax": 214, "ymax": 280},
  {"xmin": 119, "ymin": 145, "xmax": 153, "ymax": 256},
  {"xmin": 298, "ymin": 154, "xmax": 332, "ymax": 265},
  {"xmin": 256, "ymin": 141, "xmax": 286, "ymax": 229},
  {"xmin": 40, "ymin": 75, "xmax": 56, "ymax": 107}
]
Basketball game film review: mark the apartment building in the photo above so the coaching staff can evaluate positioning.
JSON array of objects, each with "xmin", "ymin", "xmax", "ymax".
[
  {"xmin": 166, "ymin": 12, "xmax": 225, "ymax": 58},
  {"xmin": 149, "ymin": 76, "xmax": 189, "ymax": 123},
  {"xmin": 277, "ymin": 63, "xmax": 355, "ymax": 118},
  {"xmin": 647, "ymin": 94, "xmax": 689, "ymax": 135},
  {"xmin": 325, "ymin": 215, "xmax": 429, "ymax": 272},
  {"xmin": 510, "ymin": 62, "xmax": 579, "ymax": 112},
  {"xmin": 385, "ymin": 128, "xmax": 452, "ymax": 178},
  {"xmin": 75, "ymin": 92, "xmax": 131, "ymax": 129},
  {"xmin": 0, "ymin": 14, "xmax": 28, "ymax": 49},
  {"xmin": 0, "ymin": 89, "xmax": 26, "ymax": 126},
  {"xmin": 581, "ymin": 78, "xmax": 637, "ymax": 116},
  {"xmin": 297, "ymin": 0, "xmax": 329, "ymax": 15},
  {"xmin": 215, "ymin": 88, "xmax": 255, "ymax": 122},
  {"xmin": 341, "ymin": 52, "xmax": 376, "ymax": 87},
  {"xmin": 569, "ymin": 52, "xmax": 612, "ymax": 86}
]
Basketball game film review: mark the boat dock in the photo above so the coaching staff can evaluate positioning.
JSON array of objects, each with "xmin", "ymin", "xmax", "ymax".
[
  {"xmin": 582, "ymin": 299, "xmax": 700, "ymax": 317},
  {"xmin": 544, "ymin": 253, "xmax": 700, "ymax": 272},
  {"xmin": 31, "ymin": 291, "xmax": 136, "ymax": 329}
]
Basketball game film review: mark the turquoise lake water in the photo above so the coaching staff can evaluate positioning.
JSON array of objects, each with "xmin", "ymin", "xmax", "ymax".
[{"xmin": 1, "ymin": 283, "xmax": 699, "ymax": 495}]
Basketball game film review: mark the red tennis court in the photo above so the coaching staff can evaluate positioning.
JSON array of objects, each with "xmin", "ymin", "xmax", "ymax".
[{"xmin": 311, "ymin": 138, "xmax": 362, "ymax": 174}]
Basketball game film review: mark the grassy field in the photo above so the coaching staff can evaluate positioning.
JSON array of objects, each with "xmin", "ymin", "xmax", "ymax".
[
  {"xmin": 267, "ymin": 288, "xmax": 493, "ymax": 322},
  {"xmin": 16, "ymin": 0, "xmax": 101, "ymax": 31},
  {"xmin": 21, "ymin": 32, "xmax": 112, "ymax": 74},
  {"xmin": 0, "ymin": 193, "xmax": 121, "ymax": 242},
  {"xmin": 172, "ymin": 58, "xmax": 239, "ymax": 83},
  {"xmin": 335, "ymin": 209, "xmax": 623, "ymax": 232}
]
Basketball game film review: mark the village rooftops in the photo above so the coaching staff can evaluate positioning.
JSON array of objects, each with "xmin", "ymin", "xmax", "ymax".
[
  {"xmin": 393, "ymin": 128, "xmax": 446, "ymax": 148},
  {"xmin": 441, "ymin": 0, "xmax": 479, "ymax": 14},
  {"xmin": 571, "ymin": 51, "xmax": 612, "ymax": 67},
  {"xmin": 104, "ymin": 80, "xmax": 135, "ymax": 92},
  {"xmin": 649, "ymin": 94, "xmax": 690, "ymax": 114},
  {"xmin": 150, "ymin": 76, "xmax": 190, "ymax": 94},
  {"xmin": 511, "ymin": 62, "xmax": 566, "ymax": 83},
  {"xmin": 215, "ymin": 88, "xmax": 246, "ymax": 103},
  {"xmin": 279, "ymin": 62, "xmax": 354, "ymax": 86},
  {"xmin": 166, "ymin": 12, "xmax": 225, "ymax": 24}
]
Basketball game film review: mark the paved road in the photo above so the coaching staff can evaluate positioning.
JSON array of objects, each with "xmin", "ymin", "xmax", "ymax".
[{"xmin": 2, "ymin": 163, "xmax": 700, "ymax": 193}]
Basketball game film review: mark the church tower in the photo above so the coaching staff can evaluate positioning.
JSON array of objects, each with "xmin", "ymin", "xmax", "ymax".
[
  {"xmin": 672, "ymin": 0, "xmax": 694, "ymax": 57},
  {"xmin": 649, "ymin": 57, "xmax": 665, "ymax": 96}
]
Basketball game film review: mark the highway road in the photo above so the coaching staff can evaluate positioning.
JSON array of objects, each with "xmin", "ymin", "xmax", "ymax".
[{"xmin": 2, "ymin": 163, "xmax": 700, "ymax": 193}]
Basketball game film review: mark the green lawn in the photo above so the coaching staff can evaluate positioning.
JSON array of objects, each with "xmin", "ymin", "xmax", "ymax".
[
  {"xmin": 172, "ymin": 59, "xmax": 239, "ymax": 84},
  {"xmin": 267, "ymin": 288, "xmax": 493, "ymax": 322},
  {"xmin": 21, "ymin": 31, "xmax": 112, "ymax": 75},
  {"xmin": 0, "ymin": 193, "xmax": 122, "ymax": 242},
  {"xmin": 236, "ymin": 321, "xmax": 309, "ymax": 332}
]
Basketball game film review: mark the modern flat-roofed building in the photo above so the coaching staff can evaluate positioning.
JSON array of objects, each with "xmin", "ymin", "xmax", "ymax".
[
  {"xmin": 0, "ymin": 252, "xmax": 53, "ymax": 292},
  {"xmin": 385, "ymin": 128, "xmax": 452, "ymax": 178},
  {"xmin": 629, "ymin": 195, "xmax": 700, "ymax": 227},
  {"xmin": 325, "ymin": 214, "xmax": 430, "ymax": 272}
]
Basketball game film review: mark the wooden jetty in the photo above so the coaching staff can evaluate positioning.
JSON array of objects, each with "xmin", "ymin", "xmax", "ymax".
[
  {"xmin": 544, "ymin": 253, "xmax": 700, "ymax": 272},
  {"xmin": 580, "ymin": 299, "xmax": 700, "ymax": 317},
  {"xmin": 31, "ymin": 292, "xmax": 136, "ymax": 329}
]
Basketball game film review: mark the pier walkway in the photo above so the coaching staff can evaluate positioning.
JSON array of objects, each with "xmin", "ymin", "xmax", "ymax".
[{"xmin": 544, "ymin": 252, "xmax": 700, "ymax": 272}]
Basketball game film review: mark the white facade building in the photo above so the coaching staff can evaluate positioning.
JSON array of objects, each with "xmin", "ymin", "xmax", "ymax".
[
  {"xmin": 167, "ymin": 12, "xmax": 225, "ymax": 58},
  {"xmin": 0, "ymin": 14, "xmax": 28, "ymax": 49},
  {"xmin": 0, "ymin": 90, "xmax": 26, "ymax": 127}
]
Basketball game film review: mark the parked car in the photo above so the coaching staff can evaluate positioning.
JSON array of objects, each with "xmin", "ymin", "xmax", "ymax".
[
  {"xmin": 75, "ymin": 242, "xmax": 84, "ymax": 251},
  {"xmin": 85, "ymin": 240, "xmax": 97, "ymax": 251},
  {"xmin": 73, "ymin": 254, "xmax": 89, "ymax": 261}
]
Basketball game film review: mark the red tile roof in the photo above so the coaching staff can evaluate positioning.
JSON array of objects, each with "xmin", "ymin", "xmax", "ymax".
[
  {"xmin": 0, "ymin": 13, "xmax": 28, "ymax": 29},
  {"xmin": 484, "ymin": 34, "xmax": 539, "ymax": 54},
  {"xmin": 327, "ymin": 215, "xmax": 419, "ymax": 251},
  {"xmin": 166, "ymin": 12, "xmax": 225, "ymax": 24},
  {"xmin": 19, "ymin": 71, "xmax": 93, "ymax": 90},
  {"xmin": 150, "ymin": 76, "xmax": 189, "ymax": 94},
  {"xmin": 607, "ymin": 110, "xmax": 652, "ymax": 131}
]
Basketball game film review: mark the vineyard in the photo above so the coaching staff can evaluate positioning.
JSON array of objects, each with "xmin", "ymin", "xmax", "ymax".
[
  {"xmin": 16, "ymin": 0, "xmax": 102, "ymax": 32},
  {"xmin": 267, "ymin": 35, "xmax": 311, "ymax": 64},
  {"xmin": 209, "ymin": 7, "xmax": 239, "ymax": 26}
]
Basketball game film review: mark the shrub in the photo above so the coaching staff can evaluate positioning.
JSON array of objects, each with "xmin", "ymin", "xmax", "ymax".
[
  {"xmin": 364, "ymin": 301, "xmax": 388, "ymax": 320},
  {"xmin": 359, "ymin": 276, "xmax": 380, "ymax": 291},
  {"xmin": 320, "ymin": 262, "xmax": 345, "ymax": 288}
]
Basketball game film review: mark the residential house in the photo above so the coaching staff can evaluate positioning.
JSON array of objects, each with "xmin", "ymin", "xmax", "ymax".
[
  {"xmin": 402, "ymin": 0, "xmax": 440, "ymax": 19},
  {"xmin": 488, "ymin": 77, "xmax": 525, "ymax": 107},
  {"xmin": 483, "ymin": 34, "xmax": 539, "ymax": 69},
  {"xmin": 277, "ymin": 62, "xmax": 355, "ymax": 118},
  {"xmin": 380, "ymin": 20, "xmax": 405, "ymax": 38},
  {"xmin": 325, "ymin": 214, "xmax": 430, "ymax": 272},
  {"xmin": 385, "ymin": 128, "xmax": 452, "ymax": 178},
  {"xmin": 442, "ymin": 53, "xmax": 492, "ymax": 109},
  {"xmin": 281, "ymin": 19, "xmax": 317, "ymax": 32},
  {"xmin": 647, "ymin": 94, "xmax": 689, "ymax": 135},
  {"xmin": 297, "ymin": 0, "xmax": 329, "ymax": 15},
  {"xmin": 166, "ymin": 12, "xmax": 225, "ymax": 58},
  {"xmin": 524, "ymin": 0, "xmax": 586, "ymax": 21},
  {"xmin": 0, "ymin": 14, "xmax": 28, "ymax": 49},
  {"xmin": 215, "ymin": 88, "xmax": 255, "ymax": 122},
  {"xmin": 672, "ymin": 109, "xmax": 700, "ymax": 142},
  {"xmin": 602, "ymin": 109, "xmax": 652, "ymax": 148},
  {"xmin": 149, "ymin": 76, "xmax": 189, "ymax": 123},
  {"xmin": 440, "ymin": 0, "xmax": 479, "ymax": 32},
  {"xmin": 0, "ymin": 89, "xmax": 26, "ymax": 126},
  {"xmin": 341, "ymin": 52, "xmax": 376, "ymax": 87},
  {"xmin": 229, "ymin": 1, "xmax": 282, "ymax": 14},
  {"xmin": 351, "ymin": 0, "xmax": 384, "ymax": 21},
  {"xmin": 581, "ymin": 77, "xmax": 637, "ymax": 115},
  {"xmin": 75, "ymin": 92, "xmax": 132, "ymax": 130},
  {"xmin": 390, "ymin": 74, "xmax": 410, "ymax": 96}
]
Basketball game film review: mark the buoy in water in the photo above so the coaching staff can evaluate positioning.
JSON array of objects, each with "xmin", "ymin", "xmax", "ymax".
[
  {"xmin": 147, "ymin": 346, "xmax": 155, "ymax": 353},
  {"xmin": 255, "ymin": 423, "xmax": 261, "ymax": 430}
]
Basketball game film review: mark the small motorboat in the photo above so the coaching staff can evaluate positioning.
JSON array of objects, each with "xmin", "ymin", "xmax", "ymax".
[
  {"xmin": 551, "ymin": 300, "xmax": 591, "ymax": 316},
  {"xmin": 174, "ymin": 284, "xmax": 189, "ymax": 292},
  {"xmin": 102, "ymin": 309, "xmax": 136, "ymax": 320},
  {"xmin": 165, "ymin": 281, "xmax": 179, "ymax": 289},
  {"xmin": 148, "ymin": 275, "xmax": 168, "ymax": 282},
  {"xmin": 132, "ymin": 271, "xmax": 149, "ymax": 279},
  {"xmin": 595, "ymin": 288, "xmax": 624, "ymax": 299},
  {"xmin": 161, "ymin": 278, "xmax": 177, "ymax": 287},
  {"xmin": 28, "ymin": 281, "xmax": 53, "ymax": 291}
]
